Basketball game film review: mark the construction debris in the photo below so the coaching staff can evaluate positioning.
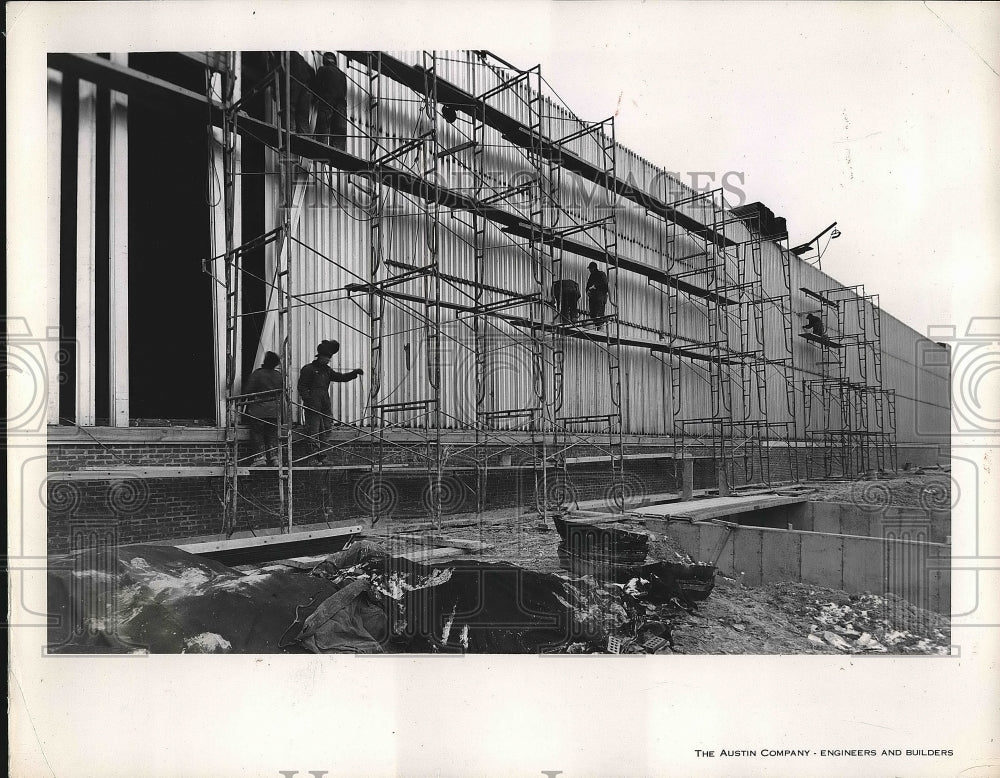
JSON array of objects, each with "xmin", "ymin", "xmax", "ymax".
[{"xmin": 806, "ymin": 592, "xmax": 950, "ymax": 655}]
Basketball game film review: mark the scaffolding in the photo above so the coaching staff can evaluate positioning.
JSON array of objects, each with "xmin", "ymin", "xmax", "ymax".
[
  {"xmin": 462, "ymin": 60, "xmax": 626, "ymax": 523},
  {"xmin": 651, "ymin": 190, "xmax": 799, "ymax": 494},
  {"xmin": 43, "ymin": 49, "xmax": 873, "ymax": 537},
  {"xmin": 202, "ymin": 50, "xmax": 631, "ymax": 535},
  {"xmin": 800, "ymin": 284, "xmax": 897, "ymax": 478}
]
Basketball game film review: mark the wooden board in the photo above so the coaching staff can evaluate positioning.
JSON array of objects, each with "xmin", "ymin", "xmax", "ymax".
[
  {"xmin": 799, "ymin": 331, "xmax": 845, "ymax": 349},
  {"xmin": 392, "ymin": 534, "xmax": 494, "ymax": 552},
  {"xmin": 176, "ymin": 525, "xmax": 363, "ymax": 566},
  {"xmin": 629, "ymin": 494, "xmax": 809, "ymax": 522},
  {"xmin": 395, "ymin": 547, "xmax": 467, "ymax": 563}
]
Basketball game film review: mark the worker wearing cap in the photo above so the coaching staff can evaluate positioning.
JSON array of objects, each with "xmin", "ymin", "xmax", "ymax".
[
  {"xmin": 242, "ymin": 351, "xmax": 283, "ymax": 466},
  {"xmin": 297, "ymin": 339, "xmax": 363, "ymax": 464},
  {"xmin": 586, "ymin": 261, "xmax": 610, "ymax": 322},
  {"xmin": 313, "ymin": 52, "xmax": 348, "ymax": 151}
]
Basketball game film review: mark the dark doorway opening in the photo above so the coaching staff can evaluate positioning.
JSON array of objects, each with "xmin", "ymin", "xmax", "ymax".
[{"xmin": 127, "ymin": 53, "xmax": 214, "ymax": 423}]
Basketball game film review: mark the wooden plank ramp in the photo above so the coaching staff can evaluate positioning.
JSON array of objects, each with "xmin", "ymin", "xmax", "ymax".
[
  {"xmin": 392, "ymin": 533, "xmax": 494, "ymax": 552},
  {"xmin": 381, "ymin": 531, "xmax": 494, "ymax": 563},
  {"xmin": 629, "ymin": 493, "xmax": 809, "ymax": 522},
  {"xmin": 395, "ymin": 547, "xmax": 469, "ymax": 563}
]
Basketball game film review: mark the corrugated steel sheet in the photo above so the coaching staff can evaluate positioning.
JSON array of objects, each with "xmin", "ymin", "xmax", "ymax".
[{"xmin": 248, "ymin": 50, "xmax": 949, "ymax": 443}]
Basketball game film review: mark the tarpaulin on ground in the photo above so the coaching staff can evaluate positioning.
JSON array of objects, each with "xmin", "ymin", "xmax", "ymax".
[
  {"xmin": 48, "ymin": 540, "xmax": 706, "ymax": 654},
  {"xmin": 48, "ymin": 544, "xmax": 343, "ymax": 653},
  {"xmin": 299, "ymin": 546, "xmax": 608, "ymax": 653}
]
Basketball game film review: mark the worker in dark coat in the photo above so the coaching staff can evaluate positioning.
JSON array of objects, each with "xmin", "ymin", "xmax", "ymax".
[
  {"xmin": 298, "ymin": 339, "xmax": 363, "ymax": 463},
  {"xmin": 313, "ymin": 52, "xmax": 348, "ymax": 150},
  {"xmin": 552, "ymin": 278, "xmax": 581, "ymax": 323},
  {"xmin": 239, "ymin": 52, "xmax": 271, "ymax": 118},
  {"xmin": 288, "ymin": 51, "xmax": 316, "ymax": 135},
  {"xmin": 803, "ymin": 312, "xmax": 826, "ymax": 337},
  {"xmin": 586, "ymin": 262, "xmax": 610, "ymax": 322},
  {"xmin": 242, "ymin": 351, "xmax": 283, "ymax": 466}
]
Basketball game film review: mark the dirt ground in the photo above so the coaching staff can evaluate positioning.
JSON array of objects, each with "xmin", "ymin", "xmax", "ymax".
[
  {"xmin": 369, "ymin": 470, "xmax": 952, "ymax": 655},
  {"xmin": 806, "ymin": 466, "xmax": 952, "ymax": 510}
]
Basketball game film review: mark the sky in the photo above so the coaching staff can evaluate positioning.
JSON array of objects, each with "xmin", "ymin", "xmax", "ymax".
[{"xmin": 491, "ymin": 2, "xmax": 1000, "ymax": 337}]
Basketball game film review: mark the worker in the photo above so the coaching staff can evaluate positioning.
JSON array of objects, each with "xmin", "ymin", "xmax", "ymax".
[
  {"xmin": 268, "ymin": 52, "xmax": 316, "ymax": 134},
  {"xmin": 288, "ymin": 51, "xmax": 316, "ymax": 135},
  {"xmin": 313, "ymin": 52, "xmax": 348, "ymax": 150},
  {"xmin": 242, "ymin": 351, "xmax": 283, "ymax": 467},
  {"xmin": 239, "ymin": 52, "xmax": 271, "ymax": 117},
  {"xmin": 803, "ymin": 312, "xmax": 826, "ymax": 337},
  {"xmin": 297, "ymin": 339, "xmax": 364, "ymax": 464},
  {"xmin": 586, "ymin": 261, "xmax": 610, "ymax": 322},
  {"xmin": 552, "ymin": 278, "xmax": 581, "ymax": 323}
]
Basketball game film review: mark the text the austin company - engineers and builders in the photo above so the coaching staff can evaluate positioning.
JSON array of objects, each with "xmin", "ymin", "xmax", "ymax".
[{"xmin": 694, "ymin": 748, "xmax": 955, "ymax": 758}]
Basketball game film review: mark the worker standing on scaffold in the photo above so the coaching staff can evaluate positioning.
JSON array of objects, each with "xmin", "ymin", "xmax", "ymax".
[
  {"xmin": 297, "ymin": 339, "xmax": 363, "ymax": 465},
  {"xmin": 552, "ymin": 278, "xmax": 581, "ymax": 323},
  {"xmin": 288, "ymin": 51, "xmax": 316, "ymax": 135},
  {"xmin": 586, "ymin": 261, "xmax": 610, "ymax": 325},
  {"xmin": 243, "ymin": 350, "xmax": 283, "ymax": 467},
  {"xmin": 313, "ymin": 52, "xmax": 348, "ymax": 151},
  {"xmin": 269, "ymin": 51, "xmax": 315, "ymax": 135}
]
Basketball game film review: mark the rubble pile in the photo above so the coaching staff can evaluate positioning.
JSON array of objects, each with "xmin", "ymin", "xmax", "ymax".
[
  {"xmin": 805, "ymin": 591, "xmax": 950, "ymax": 655},
  {"xmin": 557, "ymin": 561, "xmax": 718, "ymax": 655}
]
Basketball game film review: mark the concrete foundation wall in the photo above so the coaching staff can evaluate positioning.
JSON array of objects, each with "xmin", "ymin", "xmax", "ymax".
[
  {"xmin": 734, "ymin": 501, "xmax": 950, "ymax": 544},
  {"xmin": 897, "ymin": 444, "xmax": 950, "ymax": 468},
  {"xmin": 646, "ymin": 518, "xmax": 950, "ymax": 614}
]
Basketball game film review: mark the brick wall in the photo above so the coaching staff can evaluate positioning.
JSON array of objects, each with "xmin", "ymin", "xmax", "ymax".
[
  {"xmin": 46, "ymin": 462, "xmax": 686, "ymax": 553},
  {"xmin": 48, "ymin": 476, "xmax": 223, "ymax": 552},
  {"xmin": 46, "ymin": 437, "xmax": 699, "ymax": 553},
  {"xmin": 51, "ymin": 437, "xmax": 940, "ymax": 554},
  {"xmin": 48, "ymin": 442, "xmax": 226, "ymax": 471}
]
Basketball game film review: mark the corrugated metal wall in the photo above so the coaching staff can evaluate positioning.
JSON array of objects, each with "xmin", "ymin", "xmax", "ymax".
[{"xmin": 250, "ymin": 50, "xmax": 949, "ymax": 443}]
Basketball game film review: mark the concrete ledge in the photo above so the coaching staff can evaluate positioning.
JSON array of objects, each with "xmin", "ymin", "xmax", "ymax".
[
  {"xmin": 47, "ymin": 426, "xmax": 227, "ymax": 443},
  {"xmin": 48, "ymin": 467, "xmax": 232, "ymax": 480}
]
